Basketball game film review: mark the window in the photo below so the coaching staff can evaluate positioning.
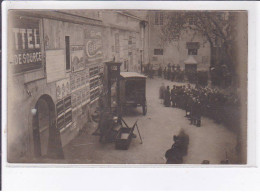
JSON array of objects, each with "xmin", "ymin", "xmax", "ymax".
[
  {"xmin": 159, "ymin": 12, "xmax": 164, "ymax": 25},
  {"xmin": 65, "ymin": 36, "xmax": 70, "ymax": 70},
  {"xmin": 187, "ymin": 42, "xmax": 199, "ymax": 55},
  {"xmin": 155, "ymin": 12, "xmax": 163, "ymax": 25},
  {"xmin": 154, "ymin": 49, "xmax": 163, "ymax": 55},
  {"xmin": 128, "ymin": 36, "xmax": 132, "ymax": 45},
  {"xmin": 188, "ymin": 17, "xmax": 197, "ymax": 25},
  {"xmin": 188, "ymin": 49, "xmax": 197, "ymax": 55},
  {"xmin": 155, "ymin": 12, "xmax": 159, "ymax": 25},
  {"xmin": 115, "ymin": 33, "xmax": 119, "ymax": 53}
]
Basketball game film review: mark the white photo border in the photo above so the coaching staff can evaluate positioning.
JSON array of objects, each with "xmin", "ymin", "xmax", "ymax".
[{"xmin": 1, "ymin": 0, "xmax": 259, "ymax": 190}]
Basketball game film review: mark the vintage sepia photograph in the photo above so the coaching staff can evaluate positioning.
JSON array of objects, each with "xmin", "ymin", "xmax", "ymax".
[{"xmin": 6, "ymin": 9, "xmax": 248, "ymax": 165}]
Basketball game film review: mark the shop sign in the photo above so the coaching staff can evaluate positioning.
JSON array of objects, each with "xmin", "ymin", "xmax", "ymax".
[
  {"xmin": 85, "ymin": 27, "xmax": 103, "ymax": 63},
  {"xmin": 71, "ymin": 45, "xmax": 85, "ymax": 72},
  {"xmin": 12, "ymin": 16, "xmax": 42, "ymax": 73}
]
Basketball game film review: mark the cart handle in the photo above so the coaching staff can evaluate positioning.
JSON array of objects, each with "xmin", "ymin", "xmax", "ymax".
[{"xmin": 120, "ymin": 117, "xmax": 130, "ymax": 128}]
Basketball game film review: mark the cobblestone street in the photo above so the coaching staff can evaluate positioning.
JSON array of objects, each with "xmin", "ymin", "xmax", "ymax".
[{"xmin": 63, "ymin": 77, "xmax": 238, "ymax": 164}]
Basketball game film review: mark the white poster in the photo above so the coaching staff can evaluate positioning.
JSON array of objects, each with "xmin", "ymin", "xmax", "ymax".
[{"xmin": 46, "ymin": 49, "xmax": 66, "ymax": 83}]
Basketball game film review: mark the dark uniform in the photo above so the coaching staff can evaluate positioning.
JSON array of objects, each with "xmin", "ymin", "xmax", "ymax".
[
  {"xmin": 194, "ymin": 100, "xmax": 202, "ymax": 127},
  {"xmin": 165, "ymin": 146, "xmax": 183, "ymax": 164},
  {"xmin": 171, "ymin": 86, "xmax": 176, "ymax": 107},
  {"xmin": 164, "ymin": 86, "xmax": 171, "ymax": 107}
]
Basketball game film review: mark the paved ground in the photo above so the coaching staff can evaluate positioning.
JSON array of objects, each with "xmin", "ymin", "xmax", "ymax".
[{"xmin": 61, "ymin": 77, "xmax": 238, "ymax": 164}]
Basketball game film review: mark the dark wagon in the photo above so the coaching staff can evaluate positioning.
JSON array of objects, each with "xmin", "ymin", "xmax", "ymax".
[{"xmin": 119, "ymin": 72, "xmax": 147, "ymax": 115}]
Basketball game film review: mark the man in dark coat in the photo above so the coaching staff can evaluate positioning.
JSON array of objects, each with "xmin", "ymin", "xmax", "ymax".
[
  {"xmin": 190, "ymin": 97, "xmax": 196, "ymax": 125},
  {"xmin": 159, "ymin": 83, "xmax": 166, "ymax": 104},
  {"xmin": 167, "ymin": 67, "xmax": 171, "ymax": 80},
  {"xmin": 164, "ymin": 86, "xmax": 171, "ymax": 107},
  {"xmin": 171, "ymin": 85, "xmax": 176, "ymax": 107},
  {"xmin": 163, "ymin": 67, "xmax": 167, "ymax": 79},
  {"xmin": 98, "ymin": 110, "xmax": 115, "ymax": 143},
  {"xmin": 158, "ymin": 65, "xmax": 162, "ymax": 77},
  {"xmin": 165, "ymin": 146, "xmax": 183, "ymax": 164},
  {"xmin": 175, "ymin": 129, "xmax": 190, "ymax": 156}
]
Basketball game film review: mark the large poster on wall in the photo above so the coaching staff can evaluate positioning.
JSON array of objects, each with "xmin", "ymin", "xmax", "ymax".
[
  {"xmin": 56, "ymin": 78, "xmax": 70, "ymax": 101},
  {"xmin": 11, "ymin": 15, "xmax": 42, "ymax": 73},
  {"xmin": 84, "ymin": 27, "xmax": 103, "ymax": 63},
  {"xmin": 71, "ymin": 45, "xmax": 85, "ymax": 72},
  {"xmin": 46, "ymin": 49, "xmax": 66, "ymax": 83}
]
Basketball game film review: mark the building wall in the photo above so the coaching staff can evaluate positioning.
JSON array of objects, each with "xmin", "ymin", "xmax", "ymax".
[
  {"xmin": 8, "ymin": 10, "xmax": 148, "ymax": 162},
  {"xmin": 148, "ymin": 12, "xmax": 211, "ymax": 71},
  {"xmin": 102, "ymin": 11, "xmax": 147, "ymax": 73},
  {"xmin": 233, "ymin": 12, "xmax": 248, "ymax": 164}
]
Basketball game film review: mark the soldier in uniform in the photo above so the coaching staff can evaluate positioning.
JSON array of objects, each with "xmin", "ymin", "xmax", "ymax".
[
  {"xmin": 195, "ymin": 98, "xmax": 202, "ymax": 127},
  {"xmin": 167, "ymin": 65, "xmax": 171, "ymax": 80},
  {"xmin": 163, "ymin": 67, "xmax": 167, "ymax": 79},
  {"xmin": 171, "ymin": 85, "xmax": 176, "ymax": 107},
  {"xmin": 164, "ymin": 86, "xmax": 171, "ymax": 107},
  {"xmin": 158, "ymin": 65, "xmax": 162, "ymax": 77},
  {"xmin": 190, "ymin": 97, "xmax": 196, "ymax": 125},
  {"xmin": 159, "ymin": 82, "xmax": 166, "ymax": 104},
  {"xmin": 185, "ymin": 92, "xmax": 193, "ymax": 118}
]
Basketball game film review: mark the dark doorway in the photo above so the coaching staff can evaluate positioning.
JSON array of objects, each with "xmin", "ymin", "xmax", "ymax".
[
  {"xmin": 32, "ymin": 95, "xmax": 64, "ymax": 159},
  {"xmin": 185, "ymin": 64, "xmax": 197, "ymax": 74}
]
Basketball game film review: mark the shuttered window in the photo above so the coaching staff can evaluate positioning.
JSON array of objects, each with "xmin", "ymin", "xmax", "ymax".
[{"xmin": 65, "ymin": 36, "xmax": 70, "ymax": 70}]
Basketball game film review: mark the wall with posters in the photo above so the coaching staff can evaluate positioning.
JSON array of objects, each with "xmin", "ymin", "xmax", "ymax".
[
  {"xmin": 11, "ymin": 15, "xmax": 42, "ymax": 73},
  {"xmin": 8, "ymin": 10, "xmax": 147, "ymax": 161},
  {"xmin": 84, "ymin": 26, "xmax": 104, "ymax": 107},
  {"xmin": 8, "ymin": 13, "xmax": 59, "ymax": 162}
]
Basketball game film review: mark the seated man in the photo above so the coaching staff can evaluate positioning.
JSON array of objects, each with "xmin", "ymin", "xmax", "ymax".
[{"xmin": 98, "ymin": 110, "xmax": 116, "ymax": 143}]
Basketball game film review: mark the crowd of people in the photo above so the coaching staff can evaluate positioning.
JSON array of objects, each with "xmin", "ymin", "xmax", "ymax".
[
  {"xmin": 158, "ymin": 64, "xmax": 186, "ymax": 82},
  {"xmin": 159, "ymin": 82, "xmax": 240, "ymax": 129}
]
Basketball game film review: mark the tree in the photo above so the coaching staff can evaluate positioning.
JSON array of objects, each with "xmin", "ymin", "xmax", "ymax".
[{"xmin": 160, "ymin": 11, "xmax": 237, "ymax": 86}]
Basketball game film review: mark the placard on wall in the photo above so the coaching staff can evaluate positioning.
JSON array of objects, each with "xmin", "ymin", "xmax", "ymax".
[
  {"xmin": 46, "ymin": 49, "xmax": 65, "ymax": 83},
  {"xmin": 11, "ymin": 15, "xmax": 42, "ymax": 73}
]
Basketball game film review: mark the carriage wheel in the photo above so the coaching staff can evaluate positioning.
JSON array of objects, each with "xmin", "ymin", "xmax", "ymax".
[{"xmin": 142, "ymin": 101, "xmax": 147, "ymax": 115}]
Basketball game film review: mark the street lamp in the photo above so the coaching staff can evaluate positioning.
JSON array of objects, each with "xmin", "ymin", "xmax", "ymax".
[{"xmin": 31, "ymin": 108, "xmax": 37, "ymax": 116}]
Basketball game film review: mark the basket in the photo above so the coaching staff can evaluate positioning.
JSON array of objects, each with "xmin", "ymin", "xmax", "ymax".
[{"xmin": 115, "ymin": 127, "xmax": 133, "ymax": 150}]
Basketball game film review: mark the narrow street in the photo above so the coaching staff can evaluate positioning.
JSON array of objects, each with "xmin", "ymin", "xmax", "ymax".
[{"xmin": 63, "ymin": 77, "xmax": 238, "ymax": 164}]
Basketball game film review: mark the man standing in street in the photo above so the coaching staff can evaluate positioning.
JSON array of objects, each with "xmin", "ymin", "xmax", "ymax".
[
  {"xmin": 159, "ymin": 82, "xmax": 166, "ymax": 104},
  {"xmin": 164, "ymin": 86, "xmax": 171, "ymax": 107}
]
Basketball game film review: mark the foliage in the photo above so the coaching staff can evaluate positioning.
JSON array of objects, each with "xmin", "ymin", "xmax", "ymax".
[{"xmin": 160, "ymin": 11, "xmax": 237, "ymax": 86}]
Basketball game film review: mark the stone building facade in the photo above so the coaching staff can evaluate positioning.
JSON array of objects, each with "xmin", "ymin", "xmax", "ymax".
[
  {"xmin": 7, "ymin": 10, "xmax": 148, "ymax": 162},
  {"xmin": 148, "ymin": 11, "xmax": 211, "ymax": 72}
]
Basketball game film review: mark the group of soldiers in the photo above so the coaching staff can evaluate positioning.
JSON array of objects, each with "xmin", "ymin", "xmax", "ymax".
[
  {"xmin": 160, "ymin": 83, "xmax": 240, "ymax": 128},
  {"xmin": 158, "ymin": 64, "xmax": 185, "ymax": 82}
]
